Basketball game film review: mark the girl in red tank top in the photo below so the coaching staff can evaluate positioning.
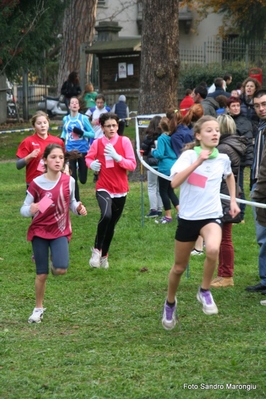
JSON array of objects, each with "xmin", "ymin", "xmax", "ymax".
[{"xmin": 20, "ymin": 144, "xmax": 87, "ymax": 324}]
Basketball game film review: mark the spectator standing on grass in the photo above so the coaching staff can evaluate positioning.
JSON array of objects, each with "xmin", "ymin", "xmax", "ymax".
[
  {"xmin": 239, "ymin": 77, "xmax": 261, "ymax": 137},
  {"xmin": 82, "ymin": 83, "xmax": 98, "ymax": 109},
  {"xmin": 246, "ymin": 89, "xmax": 266, "ymax": 296},
  {"xmin": 111, "ymin": 95, "xmax": 129, "ymax": 136},
  {"xmin": 60, "ymin": 97, "xmax": 94, "ymax": 201},
  {"xmin": 151, "ymin": 116, "xmax": 179, "ymax": 224},
  {"xmin": 85, "ymin": 112, "xmax": 136, "ymax": 269},
  {"xmin": 60, "ymin": 71, "xmax": 82, "ymax": 109},
  {"xmin": 207, "ymin": 77, "xmax": 231, "ymax": 99},
  {"xmin": 208, "ymin": 73, "xmax": 232, "ymax": 94},
  {"xmin": 211, "ymin": 114, "xmax": 247, "ymax": 288},
  {"xmin": 215, "ymin": 95, "xmax": 228, "ymax": 116},
  {"xmin": 141, "ymin": 115, "xmax": 163, "ymax": 218},
  {"xmin": 192, "ymin": 85, "xmax": 219, "ymax": 117},
  {"xmin": 16, "ymin": 111, "xmax": 64, "ymax": 189},
  {"xmin": 179, "ymin": 89, "xmax": 194, "ymax": 116},
  {"xmin": 161, "ymin": 115, "xmax": 239, "ymax": 330},
  {"xmin": 20, "ymin": 144, "xmax": 87, "ymax": 324},
  {"xmin": 227, "ymin": 96, "xmax": 254, "ymax": 222},
  {"xmin": 169, "ymin": 104, "xmax": 204, "ymax": 158}
]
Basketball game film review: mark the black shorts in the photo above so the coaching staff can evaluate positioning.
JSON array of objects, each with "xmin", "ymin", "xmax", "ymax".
[{"xmin": 175, "ymin": 217, "xmax": 222, "ymax": 242}]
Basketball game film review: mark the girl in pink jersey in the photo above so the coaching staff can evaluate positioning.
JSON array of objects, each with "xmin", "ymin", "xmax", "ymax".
[
  {"xmin": 20, "ymin": 144, "xmax": 87, "ymax": 323},
  {"xmin": 85, "ymin": 112, "xmax": 136, "ymax": 269}
]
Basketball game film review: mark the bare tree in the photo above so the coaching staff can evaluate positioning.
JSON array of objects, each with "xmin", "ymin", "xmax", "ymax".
[
  {"xmin": 138, "ymin": 0, "xmax": 179, "ymax": 114},
  {"xmin": 57, "ymin": 0, "xmax": 98, "ymax": 92}
]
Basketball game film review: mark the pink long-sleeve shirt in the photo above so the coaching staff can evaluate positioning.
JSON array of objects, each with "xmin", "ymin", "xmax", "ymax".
[{"xmin": 85, "ymin": 134, "xmax": 136, "ymax": 195}]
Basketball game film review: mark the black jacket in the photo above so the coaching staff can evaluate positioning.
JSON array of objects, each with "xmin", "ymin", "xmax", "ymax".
[
  {"xmin": 217, "ymin": 134, "xmax": 247, "ymax": 197},
  {"xmin": 239, "ymin": 94, "xmax": 259, "ymax": 138},
  {"xmin": 231, "ymin": 113, "xmax": 254, "ymax": 167},
  {"xmin": 61, "ymin": 81, "xmax": 81, "ymax": 99},
  {"xmin": 141, "ymin": 134, "xmax": 159, "ymax": 167}
]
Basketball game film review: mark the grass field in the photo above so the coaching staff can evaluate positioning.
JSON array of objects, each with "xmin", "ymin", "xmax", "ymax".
[{"xmin": 0, "ymin": 128, "xmax": 265, "ymax": 398}]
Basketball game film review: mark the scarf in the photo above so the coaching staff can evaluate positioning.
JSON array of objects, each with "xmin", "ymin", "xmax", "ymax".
[
  {"xmin": 258, "ymin": 119, "xmax": 266, "ymax": 132},
  {"xmin": 194, "ymin": 146, "xmax": 219, "ymax": 159}
]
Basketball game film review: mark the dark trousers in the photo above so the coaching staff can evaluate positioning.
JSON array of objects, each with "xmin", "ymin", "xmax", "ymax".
[
  {"xmin": 118, "ymin": 121, "xmax": 125, "ymax": 136},
  {"xmin": 158, "ymin": 176, "xmax": 179, "ymax": 211},
  {"xmin": 69, "ymin": 153, "xmax": 88, "ymax": 201},
  {"xmin": 94, "ymin": 191, "xmax": 126, "ymax": 256}
]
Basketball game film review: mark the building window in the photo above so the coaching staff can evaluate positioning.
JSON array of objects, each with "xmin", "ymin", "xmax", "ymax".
[{"xmin": 98, "ymin": 0, "xmax": 106, "ymax": 6}]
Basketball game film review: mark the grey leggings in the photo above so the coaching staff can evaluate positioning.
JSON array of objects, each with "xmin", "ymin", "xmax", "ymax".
[{"xmin": 32, "ymin": 236, "xmax": 69, "ymax": 275}]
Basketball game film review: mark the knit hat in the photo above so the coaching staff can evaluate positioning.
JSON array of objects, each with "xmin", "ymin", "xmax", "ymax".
[{"xmin": 119, "ymin": 95, "xmax": 126, "ymax": 102}]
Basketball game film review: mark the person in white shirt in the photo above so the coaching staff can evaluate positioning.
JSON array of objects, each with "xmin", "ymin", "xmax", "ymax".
[
  {"xmin": 85, "ymin": 94, "xmax": 110, "ymax": 139},
  {"xmin": 161, "ymin": 115, "xmax": 240, "ymax": 330}
]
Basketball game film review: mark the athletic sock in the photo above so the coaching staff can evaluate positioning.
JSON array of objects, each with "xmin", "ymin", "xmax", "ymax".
[{"xmin": 166, "ymin": 300, "xmax": 176, "ymax": 307}]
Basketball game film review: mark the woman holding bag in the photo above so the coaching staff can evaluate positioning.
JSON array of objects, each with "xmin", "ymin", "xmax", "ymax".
[{"xmin": 210, "ymin": 114, "xmax": 247, "ymax": 288}]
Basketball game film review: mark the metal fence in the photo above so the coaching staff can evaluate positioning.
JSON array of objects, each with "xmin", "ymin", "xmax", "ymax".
[
  {"xmin": 180, "ymin": 37, "xmax": 266, "ymax": 69},
  {"xmin": 10, "ymin": 37, "xmax": 266, "ymax": 120}
]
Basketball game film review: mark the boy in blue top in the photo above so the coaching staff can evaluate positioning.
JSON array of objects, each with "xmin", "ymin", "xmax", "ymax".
[{"xmin": 61, "ymin": 97, "xmax": 94, "ymax": 201}]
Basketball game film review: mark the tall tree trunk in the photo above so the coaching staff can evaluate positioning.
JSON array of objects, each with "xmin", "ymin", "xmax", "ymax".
[
  {"xmin": 57, "ymin": 0, "xmax": 98, "ymax": 93},
  {"xmin": 138, "ymin": 0, "xmax": 179, "ymax": 114}
]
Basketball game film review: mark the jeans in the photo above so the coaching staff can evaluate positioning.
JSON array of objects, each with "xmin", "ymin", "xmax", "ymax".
[
  {"xmin": 251, "ymin": 183, "xmax": 266, "ymax": 285},
  {"xmin": 218, "ymin": 223, "xmax": 234, "ymax": 277},
  {"xmin": 147, "ymin": 169, "xmax": 163, "ymax": 211}
]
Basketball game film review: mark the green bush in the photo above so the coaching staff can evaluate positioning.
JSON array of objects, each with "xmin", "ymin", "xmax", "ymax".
[{"xmin": 179, "ymin": 62, "xmax": 251, "ymax": 91}]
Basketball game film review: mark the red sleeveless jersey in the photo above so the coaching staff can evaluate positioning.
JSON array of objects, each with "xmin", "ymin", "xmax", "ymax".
[{"xmin": 27, "ymin": 173, "xmax": 72, "ymax": 241}]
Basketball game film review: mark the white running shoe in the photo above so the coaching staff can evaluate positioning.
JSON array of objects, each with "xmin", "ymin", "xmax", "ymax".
[
  {"xmin": 162, "ymin": 298, "xmax": 177, "ymax": 330},
  {"xmin": 89, "ymin": 248, "xmax": 102, "ymax": 268},
  {"xmin": 196, "ymin": 288, "xmax": 218, "ymax": 315},
  {"xmin": 28, "ymin": 308, "xmax": 46, "ymax": 324},
  {"xmin": 100, "ymin": 256, "xmax": 109, "ymax": 269}
]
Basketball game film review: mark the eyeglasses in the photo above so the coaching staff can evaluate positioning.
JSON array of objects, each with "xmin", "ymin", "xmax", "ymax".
[
  {"xmin": 254, "ymin": 102, "xmax": 266, "ymax": 110},
  {"xmin": 104, "ymin": 124, "xmax": 117, "ymax": 128}
]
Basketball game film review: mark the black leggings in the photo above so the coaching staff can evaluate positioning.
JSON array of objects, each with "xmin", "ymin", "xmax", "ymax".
[
  {"xmin": 95, "ymin": 191, "xmax": 126, "ymax": 256},
  {"xmin": 69, "ymin": 153, "xmax": 88, "ymax": 201},
  {"xmin": 158, "ymin": 176, "xmax": 179, "ymax": 211}
]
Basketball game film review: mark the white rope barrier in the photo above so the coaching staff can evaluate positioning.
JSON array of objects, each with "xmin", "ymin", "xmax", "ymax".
[{"xmin": 134, "ymin": 114, "xmax": 266, "ymax": 210}]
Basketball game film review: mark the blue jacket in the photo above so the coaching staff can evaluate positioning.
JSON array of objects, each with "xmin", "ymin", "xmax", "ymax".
[
  {"xmin": 170, "ymin": 124, "xmax": 194, "ymax": 157},
  {"xmin": 152, "ymin": 133, "xmax": 177, "ymax": 176},
  {"xmin": 114, "ymin": 101, "xmax": 128, "ymax": 119}
]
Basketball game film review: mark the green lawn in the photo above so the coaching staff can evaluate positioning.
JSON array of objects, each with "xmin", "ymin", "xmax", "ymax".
[
  {"xmin": 0, "ymin": 121, "xmax": 136, "ymax": 162},
  {"xmin": 0, "ymin": 133, "xmax": 265, "ymax": 398}
]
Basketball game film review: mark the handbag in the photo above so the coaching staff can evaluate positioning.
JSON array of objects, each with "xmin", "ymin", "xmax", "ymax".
[{"xmin": 221, "ymin": 166, "xmax": 242, "ymax": 224}]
